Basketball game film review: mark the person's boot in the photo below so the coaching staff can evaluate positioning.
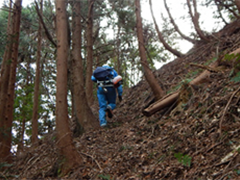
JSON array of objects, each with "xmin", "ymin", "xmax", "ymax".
[
  {"xmin": 106, "ymin": 106, "xmax": 113, "ymax": 118},
  {"xmin": 100, "ymin": 123, "xmax": 107, "ymax": 127}
]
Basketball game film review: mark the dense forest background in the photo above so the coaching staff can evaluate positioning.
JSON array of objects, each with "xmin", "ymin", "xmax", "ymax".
[{"xmin": 1, "ymin": 0, "xmax": 240, "ymax": 179}]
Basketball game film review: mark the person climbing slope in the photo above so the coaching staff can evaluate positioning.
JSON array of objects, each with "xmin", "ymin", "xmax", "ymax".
[{"xmin": 91, "ymin": 64, "xmax": 123, "ymax": 127}]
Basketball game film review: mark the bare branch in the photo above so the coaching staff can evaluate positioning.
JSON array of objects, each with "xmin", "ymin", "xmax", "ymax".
[
  {"xmin": 186, "ymin": 0, "xmax": 209, "ymax": 42},
  {"xmin": 215, "ymin": 0, "xmax": 240, "ymax": 19},
  {"xmin": 35, "ymin": 1, "xmax": 57, "ymax": 48},
  {"xmin": 214, "ymin": 0, "xmax": 229, "ymax": 25},
  {"xmin": 163, "ymin": 0, "xmax": 197, "ymax": 44},
  {"xmin": 149, "ymin": 0, "xmax": 184, "ymax": 58}
]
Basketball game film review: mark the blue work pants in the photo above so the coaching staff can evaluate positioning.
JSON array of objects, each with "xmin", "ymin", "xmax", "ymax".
[{"xmin": 97, "ymin": 87, "xmax": 116, "ymax": 126}]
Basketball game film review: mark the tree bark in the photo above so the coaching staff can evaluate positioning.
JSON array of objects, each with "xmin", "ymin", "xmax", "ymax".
[
  {"xmin": 71, "ymin": 0, "xmax": 99, "ymax": 132},
  {"xmin": 0, "ymin": 1, "xmax": 13, "ymax": 129},
  {"xmin": 55, "ymin": 0, "xmax": 82, "ymax": 174},
  {"xmin": 32, "ymin": 0, "xmax": 43, "ymax": 145},
  {"xmin": 149, "ymin": 0, "xmax": 184, "ymax": 58},
  {"xmin": 135, "ymin": 0, "xmax": 164, "ymax": 100},
  {"xmin": 0, "ymin": 0, "xmax": 22, "ymax": 162},
  {"xmin": 143, "ymin": 47, "xmax": 240, "ymax": 116},
  {"xmin": 85, "ymin": 0, "xmax": 94, "ymax": 106},
  {"xmin": 115, "ymin": 24, "xmax": 121, "ymax": 76},
  {"xmin": 235, "ymin": 0, "xmax": 240, "ymax": 14}
]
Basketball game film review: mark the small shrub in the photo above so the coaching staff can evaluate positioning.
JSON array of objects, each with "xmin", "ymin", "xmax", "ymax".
[{"xmin": 174, "ymin": 152, "xmax": 192, "ymax": 167}]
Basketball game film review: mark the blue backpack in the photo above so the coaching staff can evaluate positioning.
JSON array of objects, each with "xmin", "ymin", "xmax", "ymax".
[{"xmin": 93, "ymin": 67, "xmax": 113, "ymax": 81}]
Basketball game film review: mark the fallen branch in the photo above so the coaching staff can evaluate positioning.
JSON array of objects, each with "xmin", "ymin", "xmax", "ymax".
[
  {"xmin": 80, "ymin": 152, "xmax": 102, "ymax": 171},
  {"xmin": 213, "ymin": 152, "xmax": 238, "ymax": 180},
  {"xmin": 189, "ymin": 63, "xmax": 221, "ymax": 73}
]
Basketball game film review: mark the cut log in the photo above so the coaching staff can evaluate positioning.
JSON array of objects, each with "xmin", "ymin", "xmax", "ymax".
[
  {"xmin": 142, "ymin": 47, "xmax": 240, "ymax": 117},
  {"xmin": 142, "ymin": 92, "xmax": 179, "ymax": 117}
]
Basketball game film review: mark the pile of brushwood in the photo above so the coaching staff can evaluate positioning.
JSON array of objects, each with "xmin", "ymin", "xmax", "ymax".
[{"xmin": 2, "ymin": 20, "xmax": 240, "ymax": 179}]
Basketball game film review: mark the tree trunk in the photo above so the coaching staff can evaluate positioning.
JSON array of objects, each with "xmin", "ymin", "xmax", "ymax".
[
  {"xmin": 17, "ymin": 59, "xmax": 31, "ymax": 153},
  {"xmin": 0, "ymin": 0, "xmax": 22, "ymax": 162},
  {"xmin": 32, "ymin": 0, "xmax": 43, "ymax": 145},
  {"xmin": 17, "ymin": 117, "xmax": 26, "ymax": 154},
  {"xmin": 0, "ymin": 1, "xmax": 13, "ymax": 136},
  {"xmin": 163, "ymin": 0, "xmax": 197, "ymax": 44},
  {"xmin": 149, "ymin": 0, "xmax": 184, "ymax": 58},
  {"xmin": 71, "ymin": 0, "xmax": 99, "ymax": 132},
  {"xmin": 135, "ymin": 0, "xmax": 164, "ymax": 100},
  {"xmin": 186, "ymin": 0, "xmax": 209, "ymax": 42},
  {"xmin": 115, "ymin": 22, "xmax": 122, "ymax": 75},
  {"xmin": 85, "ymin": 0, "xmax": 94, "ymax": 106},
  {"xmin": 55, "ymin": 0, "xmax": 82, "ymax": 174},
  {"xmin": 235, "ymin": 0, "xmax": 240, "ymax": 14},
  {"xmin": 143, "ymin": 47, "xmax": 240, "ymax": 116}
]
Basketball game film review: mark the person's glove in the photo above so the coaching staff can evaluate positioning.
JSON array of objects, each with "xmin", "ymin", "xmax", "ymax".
[{"xmin": 118, "ymin": 96, "xmax": 122, "ymax": 102}]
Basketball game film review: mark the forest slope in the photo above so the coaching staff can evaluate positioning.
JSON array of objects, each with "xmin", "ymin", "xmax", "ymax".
[{"xmin": 4, "ymin": 20, "xmax": 240, "ymax": 179}]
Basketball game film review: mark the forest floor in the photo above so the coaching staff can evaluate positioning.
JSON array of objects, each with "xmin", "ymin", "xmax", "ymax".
[{"xmin": 3, "ymin": 21, "xmax": 240, "ymax": 180}]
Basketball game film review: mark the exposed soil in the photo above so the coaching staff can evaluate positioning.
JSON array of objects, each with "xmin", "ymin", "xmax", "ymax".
[{"xmin": 3, "ymin": 20, "xmax": 240, "ymax": 180}]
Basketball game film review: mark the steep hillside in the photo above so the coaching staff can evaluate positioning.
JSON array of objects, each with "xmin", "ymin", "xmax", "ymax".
[{"xmin": 3, "ymin": 20, "xmax": 240, "ymax": 179}]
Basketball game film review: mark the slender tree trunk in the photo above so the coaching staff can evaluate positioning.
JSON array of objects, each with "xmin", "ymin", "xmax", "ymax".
[
  {"xmin": 116, "ymin": 25, "xmax": 121, "ymax": 74},
  {"xmin": 85, "ymin": 0, "xmax": 94, "ymax": 106},
  {"xmin": 17, "ymin": 117, "xmax": 26, "ymax": 154},
  {"xmin": 163, "ymin": 0, "xmax": 196, "ymax": 44},
  {"xmin": 149, "ymin": 0, "xmax": 183, "ymax": 58},
  {"xmin": 32, "ymin": 0, "xmax": 43, "ymax": 145},
  {"xmin": 0, "ymin": 1, "xmax": 13, "ymax": 126},
  {"xmin": 186, "ymin": 0, "xmax": 209, "ymax": 42},
  {"xmin": 71, "ymin": 0, "xmax": 99, "ymax": 132},
  {"xmin": 17, "ymin": 60, "xmax": 30, "ymax": 153},
  {"xmin": 135, "ymin": 0, "xmax": 164, "ymax": 100},
  {"xmin": 0, "ymin": 0, "xmax": 22, "ymax": 162},
  {"xmin": 55, "ymin": 0, "xmax": 82, "ymax": 174}
]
